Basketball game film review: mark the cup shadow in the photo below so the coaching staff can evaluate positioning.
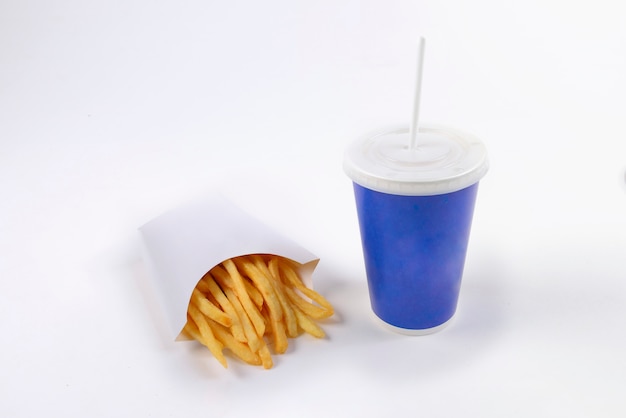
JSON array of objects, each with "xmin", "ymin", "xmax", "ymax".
[{"xmin": 314, "ymin": 254, "xmax": 510, "ymax": 380}]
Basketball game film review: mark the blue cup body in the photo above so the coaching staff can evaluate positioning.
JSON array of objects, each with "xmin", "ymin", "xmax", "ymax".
[{"xmin": 353, "ymin": 182, "xmax": 479, "ymax": 331}]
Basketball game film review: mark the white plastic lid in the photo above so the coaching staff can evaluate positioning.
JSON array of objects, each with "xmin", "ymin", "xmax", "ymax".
[{"xmin": 343, "ymin": 125, "xmax": 489, "ymax": 196}]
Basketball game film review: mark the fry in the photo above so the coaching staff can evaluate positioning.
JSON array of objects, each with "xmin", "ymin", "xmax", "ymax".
[
  {"xmin": 199, "ymin": 272, "xmax": 246, "ymax": 343},
  {"xmin": 283, "ymin": 286, "xmax": 331, "ymax": 321},
  {"xmin": 186, "ymin": 305, "xmax": 228, "ymax": 368},
  {"xmin": 278, "ymin": 260, "xmax": 334, "ymax": 318},
  {"xmin": 257, "ymin": 344, "xmax": 274, "ymax": 370},
  {"xmin": 235, "ymin": 256, "xmax": 288, "ymax": 353},
  {"xmin": 220, "ymin": 259, "xmax": 266, "ymax": 336},
  {"xmin": 235, "ymin": 257, "xmax": 283, "ymax": 320},
  {"xmin": 221, "ymin": 284, "xmax": 264, "ymax": 353},
  {"xmin": 253, "ymin": 257, "xmax": 289, "ymax": 352},
  {"xmin": 190, "ymin": 288, "xmax": 232, "ymax": 327},
  {"xmin": 267, "ymin": 257, "xmax": 299, "ymax": 338},
  {"xmin": 261, "ymin": 301, "xmax": 289, "ymax": 354},
  {"xmin": 210, "ymin": 319, "xmax": 262, "ymax": 366},
  {"xmin": 211, "ymin": 264, "xmax": 264, "ymax": 307},
  {"xmin": 292, "ymin": 305, "xmax": 326, "ymax": 338}
]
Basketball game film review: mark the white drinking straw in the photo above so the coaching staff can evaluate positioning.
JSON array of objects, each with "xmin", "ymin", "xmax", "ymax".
[{"xmin": 409, "ymin": 37, "xmax": 426, "ymax": 150}]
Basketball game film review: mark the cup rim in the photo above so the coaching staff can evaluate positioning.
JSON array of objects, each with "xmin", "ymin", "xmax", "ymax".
[{"xmin": 343, "ymin": 124, "xmax": 489, "ymax": 196}]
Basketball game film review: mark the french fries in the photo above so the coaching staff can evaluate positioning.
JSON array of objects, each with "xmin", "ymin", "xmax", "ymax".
[{"xmin": 182, "ymin": 255, "xmax": 334, "ymax": 369}]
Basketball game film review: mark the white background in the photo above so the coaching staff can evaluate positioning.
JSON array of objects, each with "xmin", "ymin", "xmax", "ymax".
[{"xmin": 2, "ymin": 1, "xmax": 626, "ymax": 417}]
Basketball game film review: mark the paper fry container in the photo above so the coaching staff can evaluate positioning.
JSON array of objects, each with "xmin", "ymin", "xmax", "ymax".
[{"xmin": 139, "ymin": 195, "xmax": 320, "ymax": 340}]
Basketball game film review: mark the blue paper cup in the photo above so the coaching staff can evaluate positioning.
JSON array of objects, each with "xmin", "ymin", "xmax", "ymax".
[{"xmin": 343, "ymin": 125, "xmax": 488, "ymax": 335}]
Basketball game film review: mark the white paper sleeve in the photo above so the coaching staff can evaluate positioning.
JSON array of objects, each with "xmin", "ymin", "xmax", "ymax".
[{"xmin": 139, "ymin": 195, "xmax": 319, "ymax": 340}]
